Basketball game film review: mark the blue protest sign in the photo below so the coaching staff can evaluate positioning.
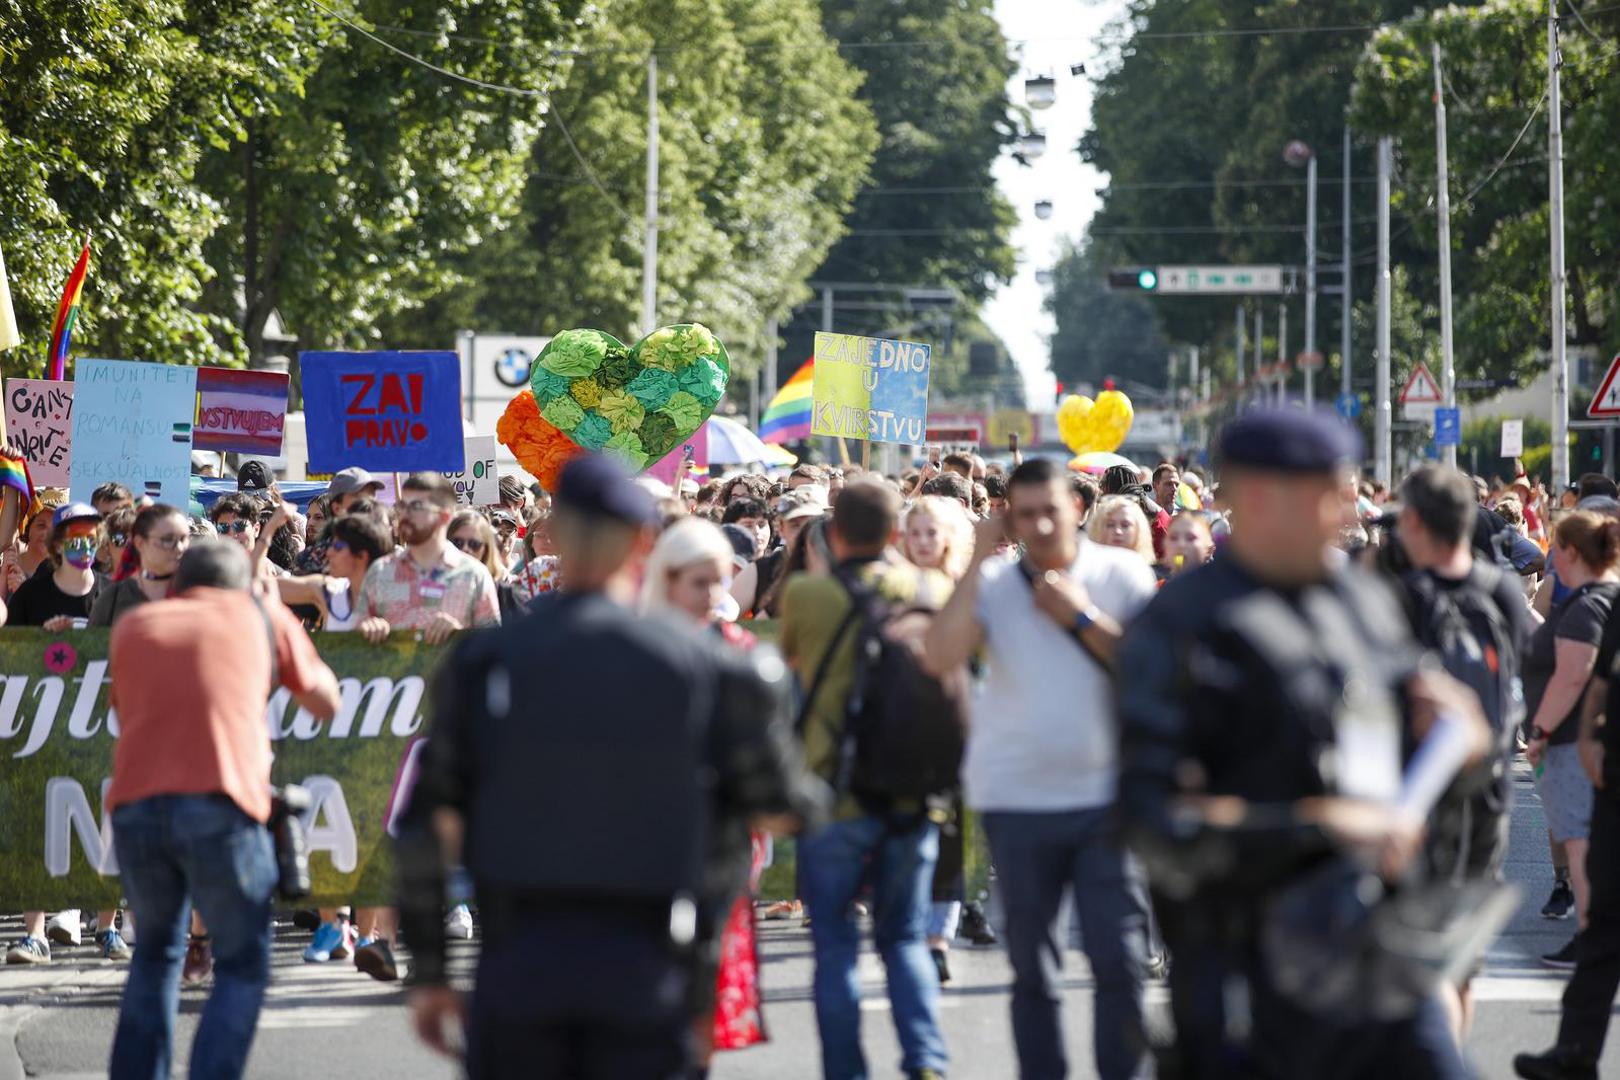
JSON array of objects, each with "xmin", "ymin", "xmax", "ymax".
[
  {"xmin": 301, "ymin": 351, "xmax": 465, "ymax": 473},
  {"xmin": 70, "ymin": 360, "xmax": 198, "ymax": 508},
  {"xmin": 1434, "ymin": 406, "xmax": 1461, "ymax": 447},
  {"xmin": 1335, "ymin": 392, "xmax": 1362, "ymax": 420}
]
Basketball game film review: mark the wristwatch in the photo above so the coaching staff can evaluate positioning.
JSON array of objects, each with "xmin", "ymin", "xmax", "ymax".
[
  {"xmin": 1073, "ymin": 606, "xmax": 1103, "ymax": 633},
  {"xmin": 1530, "ymin": 725, "xmax": 1551, "ymax": 742}
]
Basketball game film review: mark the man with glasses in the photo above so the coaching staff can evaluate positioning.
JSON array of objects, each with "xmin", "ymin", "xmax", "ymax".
[
  {"xmin": 208, "ymin": 495, "xmax": 280, "ymax": 579},
  {"xmin": 358, "ymin": 474, "xmax": 500, "ymax": 650}
]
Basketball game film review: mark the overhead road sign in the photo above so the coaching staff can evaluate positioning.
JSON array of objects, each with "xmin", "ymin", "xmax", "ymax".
[{"xmin": 1154, "ymin": 265, "xmax": 1284, "ymax": 295}]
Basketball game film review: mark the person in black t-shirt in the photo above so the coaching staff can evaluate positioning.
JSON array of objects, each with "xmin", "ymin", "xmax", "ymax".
[{"xmin": 8, "ymin": 503, "xmax": 107, "ymax": 630}]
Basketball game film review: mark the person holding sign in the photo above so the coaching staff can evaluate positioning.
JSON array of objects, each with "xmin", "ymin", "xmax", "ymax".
[{"xmin": 7, "ymin": 503, "xmax": 106, "ymax": 630}]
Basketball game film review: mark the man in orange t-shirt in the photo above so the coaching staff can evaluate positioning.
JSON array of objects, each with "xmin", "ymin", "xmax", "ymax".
[{"xmin": 106, "ymin": 540, "xmax": 338, "ymax": 1080}]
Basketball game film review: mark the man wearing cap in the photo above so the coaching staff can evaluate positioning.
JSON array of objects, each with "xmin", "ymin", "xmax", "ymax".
[
  {"xmin": 1115, "ymin": 410, "xmax": 1486, "ymax": 1078},
  {"xmin": 396, "ymin": 454, "xmax": 822, "ymax": 1079},
  {"xmin": 296, "ymin": 468, "xmax": 386, "ymax": 574}
]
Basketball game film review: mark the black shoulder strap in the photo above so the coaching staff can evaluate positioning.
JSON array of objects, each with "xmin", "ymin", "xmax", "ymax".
[
  {"xmin": 250, "ymin": 593, "xmax": 279, "ymax": 695},
  {"xmin": 792, "ymin": 583, "xmax": 865, "ymax": 736},
  {"xmin": 1013, "ymin": 558, "xmax": 1112, "ymax": 674}
]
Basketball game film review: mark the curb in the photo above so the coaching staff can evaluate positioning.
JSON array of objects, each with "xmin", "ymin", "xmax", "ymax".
[
  {"xmin": 0, "ymin": 1003, "xmax": 39, "ymax": 1080},
  {"xmin": 0, "ymin": 966, "xmax": 126, "ymax": 1080}
]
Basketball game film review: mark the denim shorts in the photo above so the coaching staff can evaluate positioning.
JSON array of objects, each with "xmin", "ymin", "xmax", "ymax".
[{"xmin": 1536, "ymin": 743, "xmax": 1594, "ymax": 842}]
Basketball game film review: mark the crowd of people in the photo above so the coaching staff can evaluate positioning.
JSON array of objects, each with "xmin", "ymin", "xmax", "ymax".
[{"xmin": 2, "ymin": 410, "xmax": 1619, "ymax": 1080}]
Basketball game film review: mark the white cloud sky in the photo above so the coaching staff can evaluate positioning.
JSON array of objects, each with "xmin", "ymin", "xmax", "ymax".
[{"xmin": 984, "ymin": 0, "xmax": 1126, "ymax": 406}]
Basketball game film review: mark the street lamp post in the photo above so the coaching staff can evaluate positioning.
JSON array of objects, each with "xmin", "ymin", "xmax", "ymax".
[{"xmin": 1285, "ymin": 140, "xmax": 1318, "ymax": 409}]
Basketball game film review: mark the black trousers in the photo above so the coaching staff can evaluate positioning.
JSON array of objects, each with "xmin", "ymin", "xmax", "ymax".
[{"xmin": 1558, "ymin": 790, "xmax": 1620, "ymax": 1061}]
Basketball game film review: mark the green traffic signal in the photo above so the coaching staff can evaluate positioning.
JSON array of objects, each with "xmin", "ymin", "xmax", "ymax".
[{"xmin": 1138, "ymin": 268, "xmax": 1158, "ymax": 290}]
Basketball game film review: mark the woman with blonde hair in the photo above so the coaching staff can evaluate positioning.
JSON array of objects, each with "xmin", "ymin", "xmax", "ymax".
[
  {"xmin": 901, "ymin": 494, "xmax": 975, "ymax": 581},
  {"xmin": 640, "ymin": 517, "xmax": 782, "ymax": 1064},
  {"xmin": 1088, "ymin": 493, "xmax": 1156, "ymax": 565}
]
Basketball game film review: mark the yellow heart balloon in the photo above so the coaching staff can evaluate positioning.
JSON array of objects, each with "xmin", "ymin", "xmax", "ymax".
[
  {"xmin": 1055, "ymin": 394, "xmax": 1095, "ymax": 454},
  {"xmin": 1088, "ymin": 390, "xmax": 1134, "ymax": 453}
]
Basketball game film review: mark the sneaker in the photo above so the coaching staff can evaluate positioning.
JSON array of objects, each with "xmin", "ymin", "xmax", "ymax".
[
  {"xmin": 354, "ymin": 938, "xmax": 399, "ymax": 982},
  {"xmin": 1541, "ymin": 937, "xmax": 1580, "ymax": 972},
  {"xmin": 1542, "ymin": 880, "xmax": 1575, "ymax": 920},
  {"xmin": 959, "ymin": 902, "xmax": 998, "ymax": 947},
  {"xmin": 45, "ymin": 910, "xmax": 82, "ymax": 947},
  {"xmin": 446, "ymin": 904, "xmax": 474, "ymax": 941},
  {"xmin": 1513, "ymin": 1046, "xmax": 1599, "ymax": 1079},
  {"xmin": 5, "ymin": 936, "xmax": 51, "ymax": 964},
  {"xmin": 98, "ymin": 929, "xmax": 133, "ymax": 961},
  {"xmin": 183, "ymin": 937, "xmax": 212, "ymax": 985},
  {"xmin": 930, "ymin": 946, "xmax": 952, "ymax": 985},
  {"xmin": 292, "ymin": 908, "xmax": 323, "ymax": 932},
  {"xmin": 303, "ymin": 921, "xmax": 346, "ymax": 963}
]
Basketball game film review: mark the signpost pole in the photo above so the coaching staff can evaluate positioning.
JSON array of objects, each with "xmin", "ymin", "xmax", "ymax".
[
  {"xmin": 1304, "ymin": 153, "xmax": 1318, "ymax": 409},
  {"xmin": 641, "ymin": 53, "xmax": 659, "ymax": 337},
  {"xmin": 1376, "ymin": 136, "xmax": 1393, "ymax": 488},
  {"xmin": 1236, "ymin": 305, "xmax": 1246, "ymax": 388},
  {"xmin": 1548, "ymin": 0, "xmax": 1571, "ymax": 491},
  {"xmin": 1341, "ymin": 125, "xmax": 1353, "ymax": 406},
  {"xmin": 1433, "ymin": 43, "xmax": 1458, "ymax": 468}
]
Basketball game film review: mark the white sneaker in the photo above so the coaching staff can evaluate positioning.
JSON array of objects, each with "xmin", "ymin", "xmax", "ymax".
[
  {"xmin": 445, "ymin": 904, "xmax": 474, "ymax": 940},
  {"xmin": 46, "ymin": 910, "xmax": 82, "ymax": 947}
]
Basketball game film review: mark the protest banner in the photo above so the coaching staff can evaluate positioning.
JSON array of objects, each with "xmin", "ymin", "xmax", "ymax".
[
  {"xmin": 194, "ymin": 367, "xmax": 290, "ymax": 455},
  {"xmin": 441, "ymin": 436, "xmax": 500, "ymax": 507},
  {"xmin": 0, "ymin": 629, "xmax": 446, "ymax": 909},
  {"xmin": 301, "ymin": 350, "xmax": 464, "ymax": 473},
  {"xmin": 809, "ymin": 331, "xmax": 931, "ymax": 445},
  {"xmin": 5, "ymin": 379, "xmax": 74, "ymax": 486},
  {"xmin": 69, "ymin": 360, "xmax": 197, "ymax": 507}
]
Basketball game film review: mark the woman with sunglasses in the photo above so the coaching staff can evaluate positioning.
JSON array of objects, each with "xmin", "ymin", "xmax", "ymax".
[
  {"xmin": 273, "ymin": 514, "xmax": 392, "ymax": 633},
  {"xmin": 448, "ymin": 510, "xmax": 520, "ymax": 619},
  {"xmin": 90, "ymin": 505, "xmax": 191, "ymax": 628}
]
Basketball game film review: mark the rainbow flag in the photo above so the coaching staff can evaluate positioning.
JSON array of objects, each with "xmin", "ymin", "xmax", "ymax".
[
  {"xmin": 0, "ymin": 448, "xmax": 40, "ymax": 527},
  {"xmin": 760, "ymin": 358, "xmax": 814, "ymax": 444},
  {"xmin": 47, "ymin": 238, "xmax": 91, "ymax": 381}
]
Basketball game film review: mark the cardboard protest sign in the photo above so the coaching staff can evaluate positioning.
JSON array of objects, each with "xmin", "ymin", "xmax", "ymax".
[
  {"xmin": 440, "ymin": 436, "xmax": 499, "ymax": 507},
  {"xmin": 5, "ymin": 379, "xmax": 74, "ymax": 486},
  {"xmin": 70, "ymin": 360, "xmax": 197, "ymax": 507},
  {"xmin": 810, "ymin": 332, "xmax": 931, "ymax": 444},
  {"xmin": 301, "ymin": 351, "xmax": 464, "ymax": 473},
  {"xmin": 194, "ymin": 368, "xmax": 289, "ymax": 454}
]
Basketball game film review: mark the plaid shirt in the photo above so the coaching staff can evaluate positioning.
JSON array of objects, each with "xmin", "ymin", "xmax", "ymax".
[{"xmin": 358, "ymin": 546, "xmax": 500, "ymax": 630}]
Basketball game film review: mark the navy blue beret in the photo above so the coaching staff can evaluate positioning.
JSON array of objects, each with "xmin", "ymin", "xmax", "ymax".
[
  {"xmin": 554, "ymin": 454, "xmax": 657, "ymax": 525},
  {"xmin": 1215, "ymin": 408, "xmax": 1364, "ymax": 473}
]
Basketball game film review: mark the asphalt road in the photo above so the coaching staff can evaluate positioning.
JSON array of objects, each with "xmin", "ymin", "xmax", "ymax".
[{"xmin": 3, "ymin": 765, "xmax": 1615, "ymax": 1079}]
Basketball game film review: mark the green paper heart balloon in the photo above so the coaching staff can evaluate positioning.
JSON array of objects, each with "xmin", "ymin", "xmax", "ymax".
[{"xmin": 529, "ymin": 323, "xmax": 731, "ymax": 472}]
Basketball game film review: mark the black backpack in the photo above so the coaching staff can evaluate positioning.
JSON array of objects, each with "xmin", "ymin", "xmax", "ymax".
[
  {"xmin": 1402, "ymin": 563, "xmax": 1522, "ymax": 875},
  {"xmin": 797, "ymin": 567, "xmax": 967, "ymax": 810}
]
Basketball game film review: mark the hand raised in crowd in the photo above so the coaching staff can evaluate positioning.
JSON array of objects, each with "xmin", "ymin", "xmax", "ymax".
[
  {"xmin": 420, "ymin": 610, "xmax": 464, "ymax": 646},
  {"xmin": 972, "ymin": 510, "xmax": 1008, "ymax": 560},
  {"xmin": 408, "ymin": 985, "xmax": 465, "ymax": 1059},
  {"xmin": 264, "ymin": 500, "xmax": 292, "ymax": 537},
  {"xmin": 358, "ymin": 616, "xmax": 392, "ymax": 644},
  {"xmin": 1031, "ymin": 568, "xmax": 1093, "ymax": 631},
  {"xmin": 3, "ymin": 547, "xmax": 23, "ymax": 595}
]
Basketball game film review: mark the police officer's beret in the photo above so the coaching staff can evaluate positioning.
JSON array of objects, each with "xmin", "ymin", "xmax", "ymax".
[
  {"xmin": 554, "ymin": 454, "xmax": 658, "ymax": 526},
  {"xmin": 1215, "ymin": 408, "xmax": 1364, "ymax": 473}
]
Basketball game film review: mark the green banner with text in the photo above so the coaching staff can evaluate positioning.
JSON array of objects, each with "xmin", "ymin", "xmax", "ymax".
[{"xmin": 0, "ymin": 629, "xmax": 445, "ymax": 909}]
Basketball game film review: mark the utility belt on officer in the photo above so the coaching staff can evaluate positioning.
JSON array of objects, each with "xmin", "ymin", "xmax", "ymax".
[{"xmin": 475, "ymin": 885, "xmax": 702, "ymax": 955}]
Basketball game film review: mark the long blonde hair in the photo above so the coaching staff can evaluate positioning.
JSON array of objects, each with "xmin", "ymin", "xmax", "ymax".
[
  {"xmin": 448, "ymin": 510, "xmax": 506, "ymax": 582},
  {"xmin": 640, "ymin": 518, "xmax": 734, "ymax": 614},
  {"xmin": 1087, "ymin": 494, "xmax": 1155, "ymax": 564},
  {"xmin": 902, "ymin": 495, "xmax": 975, "ymax": 580}
]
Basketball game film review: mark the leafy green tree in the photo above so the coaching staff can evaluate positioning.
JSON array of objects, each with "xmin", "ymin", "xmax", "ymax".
[
  {"xmin": 390, "ymin": 0, "xmax": 877, "ymax": 376},
  {"xmin": 0, "ymin": 0, "xmax": 265, "ymax": 371},
  {"xmin": 195, "ymin": 0, "xmax": 594, "ymax": 363}
]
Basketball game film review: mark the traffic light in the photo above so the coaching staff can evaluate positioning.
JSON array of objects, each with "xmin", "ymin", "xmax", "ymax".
[{"xmin": 1107, "ymin": 267, "xmax": 1159, "ymax": 292}]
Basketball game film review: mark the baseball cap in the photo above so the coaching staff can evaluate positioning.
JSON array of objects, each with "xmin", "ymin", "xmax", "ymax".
[
  {"xmin": 327, "ymin": 467, "xmax": 384, "ymax": 499},
  {"xmin": 52, "ymin": 503, "xmax": 101, "ymax": 529},
  {"xmin": 554, "ymin": 455, "xmax": 657, "ymax": 526},
  {"xmin": 237, "ymin": 460, "xmax": 273, "ymax": 493}
]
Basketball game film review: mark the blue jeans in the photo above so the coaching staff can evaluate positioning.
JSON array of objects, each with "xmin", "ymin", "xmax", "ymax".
[
  {"xmin": 109, "ymin": 794, "xmax": 277, "ymax": 1080},
  {"xmin": 798, "ymin": 813, "xmax": 948, "ymax": 1080},
  {"xmin": 981, "ymin": 808, "xmax": 1149, "ymax": 1080}
]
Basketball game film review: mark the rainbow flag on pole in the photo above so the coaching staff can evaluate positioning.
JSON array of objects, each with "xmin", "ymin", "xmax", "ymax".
[
  {"xmin": 760, "ymin": 358, "xmax": 814, "ymax": 444},
  {"xmin": 47, "ymin": 237, "xmax": 91, "ymax": 381}
]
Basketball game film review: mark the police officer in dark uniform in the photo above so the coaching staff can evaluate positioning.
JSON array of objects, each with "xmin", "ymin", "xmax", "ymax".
[
  {"xmin": 395, "ymin": 455, "xmax": 826, "ymax": 1080},
  {"xmin": 1116, "ymin": 410, "xmax": 1487, "ymax": 1079}
]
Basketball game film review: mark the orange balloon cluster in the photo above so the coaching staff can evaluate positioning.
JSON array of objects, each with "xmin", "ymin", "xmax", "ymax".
[{"xmin": 496, "ymin": 390, "xmax": 583, "ymax": 493}]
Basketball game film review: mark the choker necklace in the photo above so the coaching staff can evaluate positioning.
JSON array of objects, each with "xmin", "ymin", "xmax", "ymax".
[{"xmin": 141, "ymin": 571, "xmax": 174, "ymax": 582}]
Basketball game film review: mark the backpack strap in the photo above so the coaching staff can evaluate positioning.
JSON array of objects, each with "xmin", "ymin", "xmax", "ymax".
[{"xmin": 792, "ymin": 598, "xmax": 863, "ymax": 738}]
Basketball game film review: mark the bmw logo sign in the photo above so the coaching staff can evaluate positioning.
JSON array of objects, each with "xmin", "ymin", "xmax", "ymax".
[{"xmin": 494, "ymin": 347, "xmax": 532, "ymax": 388}]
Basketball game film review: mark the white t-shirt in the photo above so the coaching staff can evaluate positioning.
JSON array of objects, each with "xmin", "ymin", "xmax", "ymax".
[{"xmin": 963, "ymin": 540, "xmax": 1157, "ymax": 812}]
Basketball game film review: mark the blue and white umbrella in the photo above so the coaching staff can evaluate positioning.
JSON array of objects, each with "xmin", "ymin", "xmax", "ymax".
[{"xmin": 703, "ymin": 414, "xmax": 775, "ymax": 465}]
